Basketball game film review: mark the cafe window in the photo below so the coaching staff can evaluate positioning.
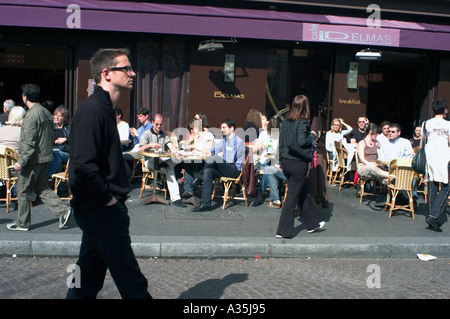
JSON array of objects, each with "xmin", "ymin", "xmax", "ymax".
[
  {"xmin": 135, "ymin": 37, "xmax": 189, "ymax": 130},
  {"xmin": 266, "ymin": 48, "xmax": 289, "ymax": 118}
]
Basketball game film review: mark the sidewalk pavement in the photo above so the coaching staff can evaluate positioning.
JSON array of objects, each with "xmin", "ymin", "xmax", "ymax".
[{"xmin": 0, "ymin": 181, "xmax": 449, "ymax": 258}]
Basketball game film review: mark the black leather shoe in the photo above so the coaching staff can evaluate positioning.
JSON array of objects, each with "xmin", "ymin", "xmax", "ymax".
[
  {"xmin": 189, "ymin": 177, "xmax": 202, "ymax": 190},
  {"xmin": 426, "ymin": 216, "xmax": 442, "ymax": 232},
  {"xmin": 172, "ymin": 199, "xmax": 187, "ymax": 208},
  {"xmin": 192, "ymin": 204, "xmax": 211, "ymax": 212},
  {"xmin": 181, "ymin": 192, "xmax": 193, "ymax": 200}
]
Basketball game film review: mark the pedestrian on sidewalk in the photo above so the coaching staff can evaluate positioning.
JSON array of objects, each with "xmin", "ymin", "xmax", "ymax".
[
  {"xmin": 6, "ymin": 84, "xmax": 71, "ymax": 232},
  {"xmin": 66, "ymin": 48, "xmax": 152, "ymax": 299},
  {"xmin": 422, "ymin": 98, "xmax": 450, "ymax": 232},
  {"xmin": 276, "ymin": 95, "xmax": 325, "ymax": 238}
]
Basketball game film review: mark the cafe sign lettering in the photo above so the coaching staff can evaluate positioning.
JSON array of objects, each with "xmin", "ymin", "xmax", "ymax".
[
  {"xmin": 214, "ymin": 90, "xmax": 245, "ymax": 99},
  {"xmin": 303, "ymin": 23, "xmax": 400, "ymax": 47}
]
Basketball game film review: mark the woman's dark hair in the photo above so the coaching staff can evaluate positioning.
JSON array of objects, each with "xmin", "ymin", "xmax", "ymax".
[
  {"xmin": 195, "ymin": 112, "xmax": 209, "ymax": 129},
  {"xmin": 245, "ymin": 108, "xmax": 262, "ymax": 128},
  {"xmin": 364, "ymin": 123, "xmax": 381, "ymax": 137},
  {"xmin": 285, "ymin": 95, "xmax": 311, "ymax": 122},
  {"xmin": 267, "ymin": 116, "xmax": 281, "ymax": 135},
  {"xmin": 114, "ymin": 107, "xmax": 123, "ymax": 117}
]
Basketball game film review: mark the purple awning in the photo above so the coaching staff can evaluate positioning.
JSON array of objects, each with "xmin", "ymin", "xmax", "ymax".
[{"xmin": 1, "ymin": 0, "xmax": 450, "ymax": 51}]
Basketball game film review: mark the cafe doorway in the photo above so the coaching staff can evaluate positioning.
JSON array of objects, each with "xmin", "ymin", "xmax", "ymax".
[
  {"xmin": 266, "ymin": 46, "xmax": 333, "ymax": 134},
  {"xmin": 366, "ymin": 51, "xmax": 429, "ymax": 139}
]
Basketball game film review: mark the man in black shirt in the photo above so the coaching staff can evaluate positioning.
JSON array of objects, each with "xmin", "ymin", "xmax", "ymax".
[
  {"xmin": 409, "ymin": 124, "xmax": 422, "ymax": 149},
  {"xmin": 67, "ymin": 48, "xmax": 152, "ymax": 299},
  {"xmin": 348, "ymin": 116, "xmax": 368, "ymax": 144}
]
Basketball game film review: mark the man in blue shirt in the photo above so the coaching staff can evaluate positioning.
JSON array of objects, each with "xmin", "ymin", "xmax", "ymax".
[
  {"xmin": 191, "ymin": 119, "xmax": 245, "ymax": 212},
  {"xmin": 378, "ymin": 123, "xmax": 414, "ymax": 162},
  {"xmin": 129, "ymin": 107, "xmax": 152, "ymax": 146}
]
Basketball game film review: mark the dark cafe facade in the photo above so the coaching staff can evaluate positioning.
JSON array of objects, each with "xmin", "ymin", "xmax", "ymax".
[{"xmin": 1, "ymin": 0, "xmax": 450, "ymax": 139}]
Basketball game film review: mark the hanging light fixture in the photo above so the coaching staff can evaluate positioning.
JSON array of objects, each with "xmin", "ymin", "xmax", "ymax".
[
  {"xmin": 197, "ymin": 37, "xmax": 237, "ymax": 52},
  {"xmin": 355, "ymin": 48, "xmax": 382, "ymax": 60}
]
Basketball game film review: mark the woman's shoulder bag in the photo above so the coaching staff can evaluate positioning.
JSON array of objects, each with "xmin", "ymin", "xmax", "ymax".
[{"xmin": 412, "ymin": 121, "xmax": 427, "ymax": 174}]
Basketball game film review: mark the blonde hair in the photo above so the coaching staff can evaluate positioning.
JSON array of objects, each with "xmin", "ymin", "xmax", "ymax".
[
  {"xmin": 5, "ymin": 106, "xmax": 26, "ymax": 126},
  {"xmin": 329, "ymin": 118, "xmax": 343, "ymax": 133}
]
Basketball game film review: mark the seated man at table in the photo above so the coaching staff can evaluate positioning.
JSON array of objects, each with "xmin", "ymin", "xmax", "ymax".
[
  {"xmin": 378, "ymin": 123, "xmax": 414, "ymax": 162},
  {"xmin": 190, "ymin": 118, "xmax": 246, "ymax": 212},
  {"xmin": 139, "ymin": 113, "xmax": 186, "ymax": 207},
  {"xmin": 348, "ymin": 116, "xmax": 368, "ymax": 144},
  {"xmin": 130, "ymin": 107, "xmax": 152, "ymax": 148},
  {"xmin": 123, "ymin": 107, "xmax": 153, "ymax": 179}
]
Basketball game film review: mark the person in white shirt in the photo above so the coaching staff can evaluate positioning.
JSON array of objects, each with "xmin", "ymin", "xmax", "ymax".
[
  {"xmin": 0, "ymin": 106, "xmax": 26, "ymax": 152},
  {"xmin": 378, "ymin": 123, "xmax": 414, "ymax": 162},
  {"xmin": 376, "ymin": 121, "xmax": 390, "ymax": 145},
  {"xmin": 115, "ymin": 108, "xmax": 130, "ymax": 150},
  {"xmin": 179, "ymin": 118, "xmax": 214, "ymax": 200},
  {"xmin": 139, "ymin": 113, "xmax": 186, "ymax": 207},
  {"xmin": 422, "ymin": 99, "xmax": 450, "ymax": 232},
  {"xmin": 254, "ymin": 116, "xmax": 287, "ymax": 208},
  {"xmin": 325, "ymin": 118, "xmax": 352, "ymax": 160}
]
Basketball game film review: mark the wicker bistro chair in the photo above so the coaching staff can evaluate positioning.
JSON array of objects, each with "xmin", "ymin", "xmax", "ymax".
[
  {"xmin": 212, "ymin": 169, "xmax": 248, "ymax": 210},
  {"xmin": 51, "ymin": 159, "xmax": 72, "ymax": 200},
  {"xmin": 331, "ymin": 141, "xmax": 353, "ymax": 190},
  {"xmin": 0, "ymin": 145, "xmax": 18, "ymax": 213},
  {"xmin": 384, "ymin": 158, "xmax": 418, "ymax": 220},
  {"xmin": 139, "ymin": 158, "xmax": 168, "ymax": 199}
]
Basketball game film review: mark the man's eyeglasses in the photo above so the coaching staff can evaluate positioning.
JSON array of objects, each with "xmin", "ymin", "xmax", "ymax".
[
  {"xmin": 154, "ymin": 123, "xmax": 163, "ymax": 126},
  {"xmin": 108, "ymin": 65, "xmax": 134, "ymax": 73},
  {"xmin": 388, "ymin": 130, "xmax": 397, "ymax": 133}
]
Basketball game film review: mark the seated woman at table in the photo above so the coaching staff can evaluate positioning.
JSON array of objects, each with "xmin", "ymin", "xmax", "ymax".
[
  {"xmin": 179, "ymin": 119, "xmax": 214, "ymax": 199},
  {"xmin": 115, "ymin": 107, "xmax": 131, "ymax": 151},
  {"xmin": 193, "ymin": 112, "xmax": 210, "ymax": 132},
  {"xmin": 242, "ymin": 108, "xmax": 262, "ymax": 143},
  {"xmin": 357, "ymin": 123, "xmax": 391, "ymax": 184},
  {"xmin": 254, "ymin": 116, "xmax": 287, "ymax": 208},
  {"xmin": 0, "ymin": 106, "xmax": 26, "ymax": 152},
  {"xmin": 47, "ymin": 106, "xmax": 71, "ymax": 178},
  {"xmin": 325, "ymin": 117, "xmax": 352, "ymax": 162}
]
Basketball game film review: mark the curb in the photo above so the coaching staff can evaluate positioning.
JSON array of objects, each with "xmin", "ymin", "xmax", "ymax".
[{"xmin": 1, "ymin": 237, "xmax": 449, "ymax": 259}]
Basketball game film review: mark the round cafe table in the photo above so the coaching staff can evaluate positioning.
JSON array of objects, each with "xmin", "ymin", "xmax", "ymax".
[{"xmin": 138, "ymin": 150, "xmax": 172, "ymax": 206}]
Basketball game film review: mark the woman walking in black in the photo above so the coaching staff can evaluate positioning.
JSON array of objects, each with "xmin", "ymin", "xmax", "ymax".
[{"xmin": 276, "ymin": 95, "xmax": 325, "ymax": 238}]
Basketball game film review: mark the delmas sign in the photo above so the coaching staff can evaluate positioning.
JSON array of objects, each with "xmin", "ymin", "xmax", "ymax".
[{"xmin": 303, "ymin": 23, "xmax": 400, "ymax": 47}]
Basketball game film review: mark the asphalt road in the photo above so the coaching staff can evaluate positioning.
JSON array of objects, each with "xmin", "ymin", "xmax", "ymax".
[{"xmin": 1, "ymin": 256, "xmax": 448, "ymax": 300}]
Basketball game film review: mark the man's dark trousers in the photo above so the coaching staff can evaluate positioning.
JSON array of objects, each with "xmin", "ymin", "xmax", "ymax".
[
  {"xmin": 198, "ymin": 162, "xmax": 240, "ymax": 206},
  {"xmin": 66, "ymin": 201, "xmax": 151, "ymax": 299}
]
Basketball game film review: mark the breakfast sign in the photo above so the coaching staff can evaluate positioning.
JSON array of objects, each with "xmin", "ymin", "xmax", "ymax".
[{"xmin": 303, "ymin": 23, "xmax": 400, "ymax": 47}]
